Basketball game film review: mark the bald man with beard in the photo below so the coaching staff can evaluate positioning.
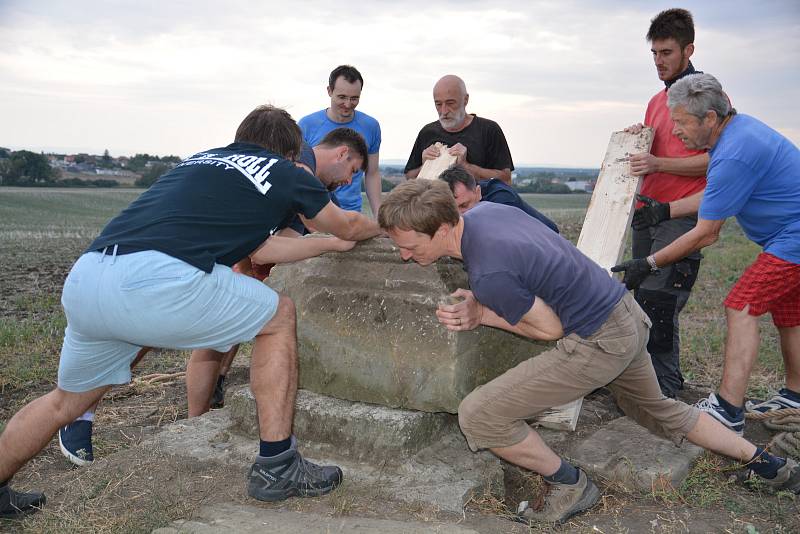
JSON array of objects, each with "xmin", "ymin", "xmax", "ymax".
[{"xmin": 404, "ymin": 75, "xmax": 514, "ymax": 185}]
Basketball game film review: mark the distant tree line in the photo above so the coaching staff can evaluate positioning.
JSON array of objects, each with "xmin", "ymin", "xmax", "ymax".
[{"xmin": 0, "ymin": 149, "xmax": 58, "ymax": 186}]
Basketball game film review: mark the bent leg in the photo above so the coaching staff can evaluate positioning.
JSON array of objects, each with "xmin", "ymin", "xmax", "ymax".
[
  {"xmin": 779, "ymin": 326, "xmax": 800, "ymax": 392},
  {"xmin": 186, "ymin": 349, "xmax": 225, "ymax": 416},
  {"xmin": 0, "ymin": 386, "xmax": 110, "ymax": 482},
  {"xmin": 718, "ymin": 305, "xmax": 760, "ymax": 406},
  {"xmin": 250, "ymin": 295, "xmax": 297, "ymax": 442}
]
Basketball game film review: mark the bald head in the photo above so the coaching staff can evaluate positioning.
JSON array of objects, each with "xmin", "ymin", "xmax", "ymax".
[{"xmin": 433, "ymin": 75, "xmax": 469, "ymax": 132}]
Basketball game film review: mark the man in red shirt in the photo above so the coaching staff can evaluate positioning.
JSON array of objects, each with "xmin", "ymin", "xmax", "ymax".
[{"xmin": 624, "ymin": 8, "xmax": 709, "ymax": 398}]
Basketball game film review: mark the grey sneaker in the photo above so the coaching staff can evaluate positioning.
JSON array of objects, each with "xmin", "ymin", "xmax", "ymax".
[
  {"xmin": 0, "ymin": 482, "xmax": 46, "ymax": 519},
  {"xmin": 247, "ymin": 437, "xmax": 342, "ymax": 502},
  {"xmin": 762, "ymin": 457, "xmax": 800, "ymax": 494},
  {"xmin": 516, "ymin": 468, "xmax": 600, "ymax": 524}
]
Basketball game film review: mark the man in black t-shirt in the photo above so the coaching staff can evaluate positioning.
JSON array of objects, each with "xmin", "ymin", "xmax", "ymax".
[
  {"xmin": 0, "ymin": 106, "xmax": 381, "ymax": 518},
  {"xmin": 404, "ymin": 75, "xmax": 514, "ymax": 184}
]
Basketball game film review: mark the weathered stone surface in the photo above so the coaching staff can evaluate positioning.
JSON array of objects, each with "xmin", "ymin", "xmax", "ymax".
[
  {"xmin": 152, "ymin": 503, "xmax": 481, "ymax": 534},
  {"xmin": 268, "ymin": 237, "xmax": 550, "ymax": 413},
  {"xmin": 144, "ymin": 407, "xmax": 503, "ymax": 514},
  {"xmin": 568, "ymin": 416, "xmax": 704, "ymax": 490},
  {"xmin": 229, "ymin": 387, "xmax": 459, "ymax": 460}
]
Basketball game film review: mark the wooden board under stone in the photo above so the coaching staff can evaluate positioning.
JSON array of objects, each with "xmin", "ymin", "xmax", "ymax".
[
  {"xmin": 417, "ymin": 142, "xmax": 457, "ymax": 180},
  {"xmin": 534, "ymin": 127, "xmax": 654, "ymax": 432}
]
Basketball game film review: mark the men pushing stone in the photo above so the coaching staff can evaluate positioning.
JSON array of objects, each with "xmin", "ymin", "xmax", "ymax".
[
  {"xmin": 378, "ymin": 180, "xmax": 800, "ymax": 524},
  {"xmin": 404, "ymin": 75, "xmax": 514, "ymax": 185},
  {"xmin": 0, "ymin": 107, "xmax": 381, "ymax": 518}
]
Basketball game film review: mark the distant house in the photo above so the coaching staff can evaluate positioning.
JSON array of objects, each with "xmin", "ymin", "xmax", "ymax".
[{"xmin": 565, "ymin": 180, "xmax": 593, "ymax": 193}]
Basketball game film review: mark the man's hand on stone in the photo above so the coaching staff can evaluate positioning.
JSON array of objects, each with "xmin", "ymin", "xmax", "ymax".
[
  {"xmin": 330, "ymin": 237, "xmax": 357, "ymax": 252},
  {"xmin": 448, "ymin": 143, "xmax": 468, "ymax": 165},
  {"xmin": 629, "ymin": 152, "xmax": 660, "ymax": 176},
  {"xmin": 435, "ymin": 288, "xmax": 482, "ymax": 331},
  {"xmin": 624, "ymin": 123, "xmax": 644, "ymax": 134},
  {"xmin": 632, "ymin": 194, "xmax": 670, "ymax": 230},
  {"xmin": 610, "ymin": 258, "xmax": 656, "ymax": 290},
  {"xmin": 421, "ymin": 144, "xmax": 441, "ymax": 162}
]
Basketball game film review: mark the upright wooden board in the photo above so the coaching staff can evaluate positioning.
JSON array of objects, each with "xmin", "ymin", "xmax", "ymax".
[
  {"xmin": 534, "ymin": 127, "xmax": 654, "ymax": 432},
  {"xmin": 417, "ymin": 142, "xmax": 458, "ymax": 180}
]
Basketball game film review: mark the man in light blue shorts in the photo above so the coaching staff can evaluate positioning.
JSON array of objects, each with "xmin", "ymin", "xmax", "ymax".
[{"xmin": 0, "ymin": 105, "xmax": 381, "ymax": 518}]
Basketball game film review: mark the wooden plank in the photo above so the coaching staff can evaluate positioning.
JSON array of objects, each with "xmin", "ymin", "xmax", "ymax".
[
  {"xmin": 533, "ymin": 127, "xmax": 654, "ymax": 432},
  {"xmin": 417, "ymin": 142, "xmax": 457, "ymax": 180}
]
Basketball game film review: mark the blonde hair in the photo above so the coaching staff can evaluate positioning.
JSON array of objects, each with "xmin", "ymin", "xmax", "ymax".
[{"xmin": 378, "ymin": 180, "xmax": 459, "ymax": 237}]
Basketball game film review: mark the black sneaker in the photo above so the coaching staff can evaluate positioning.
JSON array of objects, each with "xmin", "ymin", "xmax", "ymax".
[
  {"xmin": 745, "ymin": 388, "xmax": 800, "ymax": 414},
  {"xmin": 247, "ymin": 437, "xmax": 343, "ymax": 502},
  {"xmin": 694, "ymin": 393, "xmax": 744, "ymax": 436},
  {"xmin": 210, "ymin": 375, "xmax": 226, "ymax": 409},
  {"xmin": 58, "ymin": 420, "xmax": 94, "ymax": 466},
  {"xmin": 0, "ymin": 482, "xmax": 46, "ymax": 519}
]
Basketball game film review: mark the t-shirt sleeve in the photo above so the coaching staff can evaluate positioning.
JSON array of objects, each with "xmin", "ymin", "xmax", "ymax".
[
  {"xmin": 486, "ymin": 122, "xmax": 514, "ymax": 171},
  {"xmin": 471, "ymin": 271, "xmax": 534, "ymax": 326},
  {"xmin": 288, "ymin": 165, "xmax": 332, "ymax": 219},
  {"xmin": 404, "ymin": 130, "xmax": 425, "ymax": 173},
  {"xmin": 699, "ymin": 159, "xmax": 761, "ymax": 220},
  {"xmin": 369, "ymin": 119, "xmax": 381, "ymax": 154}
]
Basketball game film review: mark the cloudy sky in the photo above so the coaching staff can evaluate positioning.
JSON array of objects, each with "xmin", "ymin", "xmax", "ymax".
[{"xmin": 1, "ymin": 0, "xmax": 798, "ymax": 167}]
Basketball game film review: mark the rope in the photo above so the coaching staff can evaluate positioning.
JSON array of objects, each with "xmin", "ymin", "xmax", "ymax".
[
  {"xmin": 744, "ymin": 407, "xmax": 800, "ymax": 420},
  {"xmin": 770, "ymin": 430, "xmax": 800, "ymax": 460}
]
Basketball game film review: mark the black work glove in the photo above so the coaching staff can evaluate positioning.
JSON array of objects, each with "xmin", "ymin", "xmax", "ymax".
[
  {"xmin": 610, "ymin": 258, "xmax": 656, "ymax": 290},
  {"xmin": 632, "ymin": 194, "xmax": 670, "ymax": 230}
]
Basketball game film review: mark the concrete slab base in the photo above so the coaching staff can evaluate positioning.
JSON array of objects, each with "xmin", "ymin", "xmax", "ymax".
[
  {"xmin": 143, "ymin": 408, "xmax": 502, "ymax": 515},
  {"xmin": 228, "ymin": 387, "xmax": 459, "ymax": 461},
  {"xmin": 567, "ymin": 416, "xmax": 704, "ymax": 491},
  {"xmin": 152, "ymin": 503, "xmax": 481, "ymax": 534}
]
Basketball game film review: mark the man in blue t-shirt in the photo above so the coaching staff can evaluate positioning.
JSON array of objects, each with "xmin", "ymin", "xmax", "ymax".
[
  {"xmin": 379, "ymin": 180, "xmax": 800, "ymax": 523},
  {"xmin": 299, "ymin": 65, "xmax": 382, "ymax": 216},
  {"xmin": 0, "ymin": 106, "xmax": 383, "ymax": 518},
  {"xmin": 612, "ymin": 73, "xmax": 800, "ymax": 437},
  {"xmin": 438, "ymin": 166, "xmax": 559, "ymax": 233}
]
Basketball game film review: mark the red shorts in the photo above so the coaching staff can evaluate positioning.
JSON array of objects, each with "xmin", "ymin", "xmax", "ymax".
[{"xmin": 724, "ymin": 252, "xmax": 800, "ymax": 327}]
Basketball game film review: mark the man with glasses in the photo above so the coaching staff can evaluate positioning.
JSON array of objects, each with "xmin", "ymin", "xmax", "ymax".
[{"xmin": 299, "ymin": 65, "xmax": 383, "ymax": 216}]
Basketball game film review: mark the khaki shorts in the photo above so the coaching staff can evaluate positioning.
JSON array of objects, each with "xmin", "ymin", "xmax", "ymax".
[{"xmin": 458, "ymin": 292, "xmax": 699, "ymax": 450}]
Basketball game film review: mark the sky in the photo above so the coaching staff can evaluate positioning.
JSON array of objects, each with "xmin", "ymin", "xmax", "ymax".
[{"xmin": 0, "ymin": 0, "xmax": 798, "ymax": 167}]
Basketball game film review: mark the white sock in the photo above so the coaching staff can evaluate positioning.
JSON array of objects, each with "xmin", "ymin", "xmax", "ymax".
[{"xmin": 76, "ymin": 411, "xmax": 95, "ymax": 422}]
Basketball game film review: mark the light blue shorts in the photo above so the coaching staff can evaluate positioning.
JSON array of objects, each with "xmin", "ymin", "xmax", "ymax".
[{"xmin": 57, "ymin": 250, "xmax": 279, "ymax": 392}]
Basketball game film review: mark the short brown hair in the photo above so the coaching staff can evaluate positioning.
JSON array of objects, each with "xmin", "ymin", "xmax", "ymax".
[
  {"xmin": 234, "ymin": 105, "xmax": 303, "ymax": 160},
  {"xmin": 378, "ymin": 180, "xmax": 460, "ymax": 237},
  {"xmin": 318, "ymin": 128, "xmax": 369, "ymax": 172},
  {"xmin": 647, "ymin": 8, "xmax": 694, "ymax": 49}
]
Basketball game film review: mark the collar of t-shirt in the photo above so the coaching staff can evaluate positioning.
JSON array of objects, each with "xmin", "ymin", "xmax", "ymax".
[{"xmin": 664, "ymin": 61, "xmax": 701, "ymax": 90}]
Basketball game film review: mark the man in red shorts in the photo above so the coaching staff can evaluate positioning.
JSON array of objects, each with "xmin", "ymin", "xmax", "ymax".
[{"xmin": 612, "ymin": 72, "xmax": 800, "ymax": 436}]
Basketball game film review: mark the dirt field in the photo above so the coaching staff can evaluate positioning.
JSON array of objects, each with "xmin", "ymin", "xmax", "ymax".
[{"xmin": 0, "ymin": 188, "xmax": 796, "ymax": 533}]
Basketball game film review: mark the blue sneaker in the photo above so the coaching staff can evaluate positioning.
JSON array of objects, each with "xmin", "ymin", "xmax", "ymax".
[
  {"xmin": 58, "ymin": 420, "xmax": 94, "ymax": 466},
  {"xmin": 745, "ymin": 388, "xmax": 800, "ymax": 414},
  {"xmin": 695, "ymin": 393, "xmax": 744, "ymax": 436}
]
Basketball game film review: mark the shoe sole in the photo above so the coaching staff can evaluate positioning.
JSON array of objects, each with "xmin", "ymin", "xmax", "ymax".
[
  {"xmin": 247, "ymin": 480, "xmax": 341, "ymax": 502},
  {"xmin": 58, "ymin": 433, "xmax": 93, "ymax": 467}
]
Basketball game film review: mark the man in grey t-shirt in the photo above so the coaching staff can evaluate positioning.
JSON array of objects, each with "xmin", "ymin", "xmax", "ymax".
[{"xmin": 376, "ymin": 180, "xmax": 800, "ymax": 524}]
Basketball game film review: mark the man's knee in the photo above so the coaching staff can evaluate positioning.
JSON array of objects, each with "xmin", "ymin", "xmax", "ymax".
[
  {"xmin": 257, "ymin": 294, "xmax": 296, "ymax": 336},
  {"xmin": 50, "ymin": 386, "xmax": 109, "ymax": 424},
  {"xmin": 457, "ymin": 388, "xmax": 484, "ymax": 437}
]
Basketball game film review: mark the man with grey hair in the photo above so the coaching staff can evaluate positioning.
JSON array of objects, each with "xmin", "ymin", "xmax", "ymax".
[
  {"xmin": 404, "ymin": 75, "xmax": 514, "ymax": 184},
  {"xmin": 612, "ymin": 73, "xmax": 800, "ymax": 438}
]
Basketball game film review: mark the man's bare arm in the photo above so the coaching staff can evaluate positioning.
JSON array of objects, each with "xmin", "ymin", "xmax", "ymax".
[
  {"xmin": 250, "ymin": 235, "xmax": 355, "ymax": 265},
  {"xmin": 630, "ymin": 152, "xmax": 709, "ymax": 178},
  {"xmin": 301, "ymin": 201, "xmax": 381, "ymax": 241},
  {"xmin": 669, "ymin": 190, "xmax": 704, "ymax": 218},
  {"xmin": 435, "ymin": 288, "xmax": 563, "ymax": 340},
  {"xmin": 652, "ymin": 217, "xmax": 725, "ymax": 267},
  {"xmin": 364, "ymin": 152, "xmax": 382, "ymax": 217}
]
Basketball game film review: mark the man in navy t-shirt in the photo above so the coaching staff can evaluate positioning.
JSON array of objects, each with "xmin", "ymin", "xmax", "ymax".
[
  {"xmin": 438, "ymin": 166, "xmax": 558, "ymax": 233},
  {"xmin": 0, "ymin": 105, "xmax": 382, "ymax": 518},
  {"xmin": 378, "ymin": 180, "xmax": 799, "ymax": 523}
]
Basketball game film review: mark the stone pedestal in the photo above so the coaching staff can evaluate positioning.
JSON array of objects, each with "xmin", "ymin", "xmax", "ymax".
[{"xmin": 268, "ymin": 237, "xmax": 549, "ymax": 413}]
